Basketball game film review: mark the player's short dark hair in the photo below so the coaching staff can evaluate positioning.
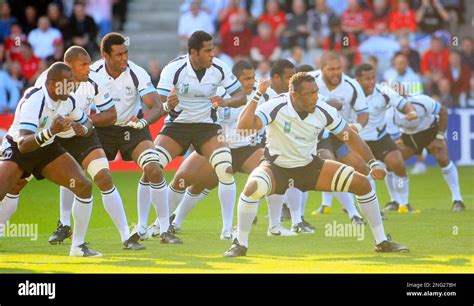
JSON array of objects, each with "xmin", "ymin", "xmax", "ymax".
[
  {"xmin": 188, "ymin": 30, "xmax": 213, "ymax": 54},
  {"xmin": 296, "ymin": 64, "xmax": 314, "ymax": 73},
  {"xmin": 232, "ymin": 60, "xmax": 254, "ymax": 78},
  {"xmin": 270, "ymin": 59, "xmax": 295, "ymax": 78},
  {"xmin": 289, "ymin": 72, "xmax": 315, "ymax": 92},
  {"xmin": 320, "ymin": 51, "xmax": 340, "ymax": 68},
  {"xmin": 355, "ymin": 63, "xmax": 374, "ymax": 77},
  {"xmin": 64, "ymin": 46, "xmax": 89, "ymax": 63},
  {"xmin": 47, "ymin": 62, "xmax": 71, "ymax": 81},
  {"xmin": 101, "ymin": 32, "xmax": 126, "ymax": 55}
]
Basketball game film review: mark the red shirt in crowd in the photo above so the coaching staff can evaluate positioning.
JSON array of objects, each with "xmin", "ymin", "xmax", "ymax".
[
  {"xmin": 221, "ymin": 28, "xmax": 252, "ymax": 58},
  {"xmin": 18, "ymin": 55, "xmax": 41, "ymax": 81},
  {"xmin": 219, "ymin": 8, "xmax": 248, "ymax": 37},
  {"xmin": 388, "ymin": 9, "xmax": 417, "ymax": 32},
  {"xmin": 366, "ymin": 12, "xmax": 390, "ymax": 34},
  {"xmin": 4, "ymin": 34, "xmax": 27, "ymax": 62},
  {"xmin": 421, "ymin": 49, "xmax": 450, "ymax": 75},
  {"xmin": 341, "ymin": 7, "xmax": 370, "ymax": 32},
  {"xmin": 323, "ymin": 32, "xmax": 362, "ymax": 65},
  {"xmin": 250, "ymin": 35, "xmax": 279, "ymax": 59},
  {"xmin": 444, "ymin": 63, "xmax": 471, "ymax": 96},
  {"xmin": 258, "ymin": 11, "xmax": 286, "ymax": 35}
]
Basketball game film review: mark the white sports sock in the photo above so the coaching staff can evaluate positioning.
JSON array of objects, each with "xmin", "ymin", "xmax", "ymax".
[
  {"xmin": 393, "ymin": 175, "xmax": 409, "ymax": 206},
  {"xmin": 59, "ymin": 186, "xmax": 74, "ymax": 226},
  {"xmin": 150, "ymin": 180, "xmax": 169, "ymax": 234},
  {"xmin": 137, "ymin": 180, "xmax": 151, "ymax": 229},
  {"xmin": 0, "ymin": 194, "xmax": 19, "ymax": 236},
  {"xmin": 218, "ymin": 182, "xmax": 236, "ymax": 231},
  {"xmin": 173, "ymin": 189, "xmax": 202, "ymax": 227},
  {"xmin": 321, "ymin": 192, "xmax": 334, "ymax": 207},
  {"xmin": 237, "ymin": 194, "xmax": 259, "ymax": 247},
  {"xmin": 168, "ymin": 185, "xmax": 185, "ymax": 215},
  {"xmin": 384, "ymin": 171, "xmax": 397, "ymax": 202},
  {"xmin": 285, "ymin": 188, "xmax": 303, "ymax": 226},
  {"xmin": 301, "ymin": 191, "xmax": 309, "ymax": 218},
  {"xmin": 101, "ymin": 186, "xmax": 130, "ymax": 242},
  {"xmin": 334, "ymin": 192, "xmax": 361, "ymax": 219},
  {"xmin": 356, "ymin": 190, "xmax": 387, "ymax": 244},
  {"xmin": 199, "ymin": 189, "xmax": 210, "ymax": 200},
  {"xmin": 441, "ymin": 162, "xmax": 463, "ymax": 202},
  {"xmin": 368, "ymin": 175, "xmax": 376, "ymax": 193},
  {"xmin": 266, "ymin": 194, "xmax": 286, "ymax": 228},
  {"xmin": 71, "ymin": 195, "xmax": 93, "ymax": 248}
]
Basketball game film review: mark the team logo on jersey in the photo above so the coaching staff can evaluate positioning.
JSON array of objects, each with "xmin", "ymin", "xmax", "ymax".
[
  {"xmin": 39, "ymin": 116, "xmax": 49, "ymax": 128},
  {"xmin": 125, "ymin": 86, "xmax": 132, "ymax": 96},
  {"xmin": 223, "ymin": 107, "xmax": 231, "ymax": 119},
  {"xmin": 104, "ymin": 93, "xmax": 110, "ymax": 100},
  {"xmin": 178, "ymin": 83, "xmax": 189, "ymax": 94},
  {"xmin": 284, "ymin": 121, "xmax": 292, "ymax": 133},
  {"xmin": 1, "ymin": 148, "xmax": 12, "ymax": 160}
]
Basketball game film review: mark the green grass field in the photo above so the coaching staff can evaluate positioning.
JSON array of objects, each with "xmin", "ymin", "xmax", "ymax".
[{"xmin": 0, "ymin": 166, "xmax": 473, "ymax": 273}]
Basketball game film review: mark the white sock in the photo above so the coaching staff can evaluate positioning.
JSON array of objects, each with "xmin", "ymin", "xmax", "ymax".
[
  {"xmin": 71, "ymin": 195, "xmax": 93, "ymax": 248},
  {"xmin": 384, "ymin": 171, "xmax": 397, "ymax": 202},
  {"xmin": 101, "ymin": 186, "xmax": 130, "ymax": 242},
  {"xmin": 59, "ymin": 186, "xmax": 74, "ymax": 226},
  {"xmin": 368, "ymin": 175, "xmax": 377, "ymax": 193},
  {"xmin": 321, "ymin": 192, "xmax": 334, "ymax": 207},
  {"xmin": 356, "ymin": 190, "xmax": 387, "ymax": 244},
  {"xmin": 168, "ymin": 185, "xmax": 185, "ymax": 215},
  {"xmin": 218, "ymin": 182, "xmax": 236, "ymax": 231},
  {"xmin": 441, "ymin": 162, "xmax": 463, "ymax": 202},
  {"xmin": 334, "ymin": 192, "xmax": 361, "ymax": 219},
  {"xmin": 137, "ymin": 180, "xmax": 151, "ymax": 229},
  {"xmin": 237, "ymin": 194, "xmax": 259, "ymax": 247},
  {"xmin": 199, "ymin": 189, "xmax": 210, "ymax": 200},
  {"xmin": 0, "ymin": 194, "xmax": 19, "ymax": 236},
  {"xmin": 285, "ymin": 188, "xmax": 303, "ymax": 226},
  {"xmin": 393, "ymin": 174, "xmax": 409, "ymax": 206},
  {"xmin": 150, "ymin": 180, "xmax": 169, "ymax": 234},
  {"xmin": 301, "ymin": 191, "xmax": 309, "ymax": 218},
  {"xmin": 173, "ymin": 189, "xmax": 202, "ymax": 227},
  {"xmin": 266, "ymin": 194, "xmax": 285, "ymax": 228}
]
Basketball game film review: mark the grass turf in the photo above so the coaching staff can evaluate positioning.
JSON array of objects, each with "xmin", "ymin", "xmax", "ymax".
[{"xmin": 0, "ymin": 166, "xmax": 473, "ymax": 273}]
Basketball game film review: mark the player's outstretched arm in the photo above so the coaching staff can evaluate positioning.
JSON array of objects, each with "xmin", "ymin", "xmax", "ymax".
[
  {"xmin": 91, "ymin": 107, "xmax": 117, "ymax": 127},
  {"xmin": 18, "ymin": 115, "xmax": 71, "ymax": 153}
]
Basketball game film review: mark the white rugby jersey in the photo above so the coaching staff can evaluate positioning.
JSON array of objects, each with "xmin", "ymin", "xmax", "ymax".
[
  {"xmin": 90, "ymin": 59, "xmax": 156, "ymax": 126},
  {"xmin": 36, "ymin": 69, "xmax": 114, "ymax": 138},
  {"xmin": 386, "ymin": 94, "xmax": 441, "ymax": 136},
  {"xmin": 255, "ymin": 93, "xmax": 346, "ymax": 168},
  {"xmin": 5, "ymin": 84, "xmax": 88, "ymax": 147},
  {"xmin": 217, "ymin": 84, "xmax": 269, "ymax": 149},
  {"xmin": 359, "ymin": 84, "xmax": 408, "ymax": 141},
  {"xmin": 309, "ymin": 70, "xmax": 368, "ymax": 122},
  {"xmin": 157, "ymin": 55, "xmax": 241, "ymax": 124}
]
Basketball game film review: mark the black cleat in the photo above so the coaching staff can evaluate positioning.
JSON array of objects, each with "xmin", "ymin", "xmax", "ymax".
[
  {"xmin": 291, "ymin": 222, "xmax": 315, "ymax": 233},
  {"xmin": 160, "ymin": 231, "xmax": 183, "ymax": 244},
  {"xmin": 281, "ymin": 203, "xmax": 291, "ymax": 221},
  {"xmin": 169, "ymin": 224, "xmax": 181, "ymax": 234},
  {"xmin": 224, "ymin": 238, "xmax": 247, "ymax": 257},
  {"xmin": 48, "ymin": 220, "xmax": 72, "ymax": 245},
  {"xmin": 380, "ymin": 211, "xmax": 388, "ymax": 220},
  {"xmin": 301, "ymin": 217, "xmax": 315, "ymax": 230},
  {"xmin": 351, "ymin": 215, "xmax": 365, "ymax": 225},
  {"xmin": 452, "ymin": 200, "xmax": 465, "ymax": 212},
  {"xmin": 252, "ymin": 216, "xmax": 258, "ymax": 225},
  {"xmin": 123, "ymin": 233, "xmax": 146, "ymax": 250},
  {"xmin": 69, "ymin": 242, "xmax": 102, "ymax": 257},
  {"xmin": 383, "ymin": 201, "xmax": 399, "ymax": 211},
  {"xmin": 169, "ymin": 213, "xmax": 176, "ymax": 223},
  {"xmin": 375, "ymin": 235, "xmax": 409, "ymax": 253}
]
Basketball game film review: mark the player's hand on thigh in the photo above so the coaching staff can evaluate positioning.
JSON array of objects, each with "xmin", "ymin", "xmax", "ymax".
[{"xmin": 426, "ymin": 139, "xmax": 444, "ymax": 153}]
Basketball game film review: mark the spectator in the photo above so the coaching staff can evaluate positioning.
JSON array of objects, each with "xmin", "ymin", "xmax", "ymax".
[
  {"xmin": 66, "ymin": 2, "xmax": 99, "ymax": 58},
  {"xmin": 0, "ymin": 43, "xmax": 5, "ymax": 66},
  {"xmin": 388, "ymin": 0, "xmax": 417, "ymax": 35},
  {"xmin": 323, "ymin": 18, "xmax": 361, "ymax": 69},
  {"xmin": 23, "ymin": 6, "xmax": 38, "ymax": 35},
  {"xmin": 250, "ymin": 22, "xmax": 281, "ymax": 62},
  {"xmin": 396, "ymin": 36, "xmax": 421, "ymax": 72},
  {"xmin": 436, "ymin": 77, "xmax": 455, "ymax": 107},
  {"xmin": 178, "ymin": 0, "xmax": 215, "ymax": 49},
  {"xmin": 420, "ymin": 36, "xmax": 450, "ymax": 94},
  {"xmin": 340, "ymin": 0, "xmax": 370, "ymax": 36},
  {"xmin": 214, "ymin": 43, "xmax": 234, "ymax": 68},
  {"xmin": 0, "ymin": 67, "xmax": 20, "ymax": 113},
  {"xmin": 4, "ymin": 23, "xmax": 27, "ymax": 63},
  {"xmin": 459, "ymin": 75, "xmax": 474, "ymax": 107},
  {"xmin": 326, "ymin": 0, "xmax": 348, "ymax": 16},
  {"xmin": 416, "ymin": 0, "xmax": 450, "ymax": 34},
  {"xmin": 383, "ymin": 53, "xmax": 423, "ymax": 94},
  {"xmin": 27, "ymin": 16, "xmax": 63, "ymax": 61},
  {"xmin": 7, "ymin": 60, "xmax": 26, "ymax": 96},
  {"xmin": 444, "ymin": 50, "xmax": 471, "ymax": 101},
  {"xmin": 281, "ymin": 0, "xmax": 309, "ymax": 49},
  {"xmin": 16, "ymin": 42, "xmax": 43, "ymax": 86},
  {"xmin": 148, "ymin": 59, "xmax": 161, "ymax": 87},
  {"xmin": 258, "ymin": 0, "xmax": 286, "ymax": 37},
  {"xmin": 440, "ymin": 0, "xmax": 465, "ymax": 33},
  {"xmin": 365, "ymin": 0, "xmax": 390, "ymax": 36},
  {"xmin": 86, "ymin": 0, "xmax": 113, "ymax": 38},
  {"xmin": 0, "ymin": 3, "xmax": 17, "ymax": 41},
  {"xmin": 217, "ymin": 0, "xmax": 248, "ymax": 37},
  {"xmin": 220, "ymin": 14, "xmax": 252, "ymax": 62},
  {"xmin": 47, "ymin": 3, "xmax": 69, "ymax": 39},
  {"xmin": 460, "ymin": 37, "xmax": 474, "ymax": 70},
  {"xmin": 255, "ymin": 59, "xmax": 271, "ymax": 79},
  {"xmin": 287, "ymin": 45, "xmax": 305, "ymax": 66},
  {"xmin": 112, "ymin": 0, "xmax": 128, "ymax": 31},
  {"xmin": 307, "ymin": 0, "xmax": 337, "ymax": 48}
]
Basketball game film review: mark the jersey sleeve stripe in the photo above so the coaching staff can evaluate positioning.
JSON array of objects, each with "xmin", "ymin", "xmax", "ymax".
[
  {"xmin": 396, "ymin": 98, "xmax": 407, "ymax": 110},
  {"xmin": 139, "ymin": 87, "xmax": 156, "ymax": 97},
  {"xmin": 256, "ymin": 111, "xmax": 269, "ymax": 127},
  {"xmin": 157, "ymin": 88, "xmax": 170, "ymax": 96},
  {"xmin": 355, "ymin": 106, "xmax": 369, "ymax": 114},
  {"xmin": 74, "ymin": 113, "xmax": 87, "ymax": 124},
  {"xmin": 226, "ymin": 81, "xmax": 241, "ymax": 95},
  {"xmin": 19, "ymin": 123, "xmax": 37, "ymax": 132},
  {"xmin": 224, "ymin": 79, "xmax": 238, "ymax": 90},
  {"xmin": 433, "ymin": 102, "xmax": 441, "ymax": 115},
  {"xmin": 96, "ymin": 99, "xmax": 115, "ymax": 111},
  {"xmin": 330, "ymin": 119, "xmax": 346, "ymax": 134}
]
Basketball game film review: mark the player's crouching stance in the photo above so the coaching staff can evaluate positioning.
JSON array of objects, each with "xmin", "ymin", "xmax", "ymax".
[
  {"xmin": 224, "ymin": 73, "xmax": 409, "ymax": 257},
  {"xmin": 0, "ymin": 63, "xmax": 101, "ymax": 257}
]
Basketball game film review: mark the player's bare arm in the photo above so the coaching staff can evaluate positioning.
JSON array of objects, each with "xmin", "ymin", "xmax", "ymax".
[
  {"xmin": 427, "ymin": 105, "xmax": 448, "ymax": 152},
  {"xmin": 18, "ymin": 115, "xmax": 72, "ymax": 153},
  {"xmin": 211, "ymin": 86, "xmax": 246, "ymax": 108},
  {"xmin": 91, "ymin": 107, "xmax": 117, "ymax": 127}
]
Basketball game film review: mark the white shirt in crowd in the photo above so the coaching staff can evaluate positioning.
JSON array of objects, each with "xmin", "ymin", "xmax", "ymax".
[
  {"xmin": 178, "ymin": 10, "xmax": 215, "ymax": 38},
  {"xmin": 27, "ymin": 27, "xmax": 62, "ymax": 60}
]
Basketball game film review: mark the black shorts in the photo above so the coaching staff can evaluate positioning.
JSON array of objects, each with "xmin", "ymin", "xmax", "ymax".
[
  {"xmin": 401, "ymin": 122, "xmax": 438, "ymax": 155},
  {"xmin": 1, "ymin": 136, "xmax": 66, "ymax": 180},
  {"xmin": 159, "ymin": 123, "xmax": 221, "ymax": 156},
  {"xmin": 96, "ymin": 125, "xmax": 152, "ymax": 161},
  {"xmin": 264, "ymin": 156, "xmax": 325, "ymax": 195},
  {"xmin": 56, "ymin": 129, "xmax": 103, "ymax": 165},
  {"xmin": 366, "ymin": 134, "xmax": 399, "ymax": 161},
  {"xmin": 318, "ymin": 133, "xmax": 350, "ymax": 159},
  {"xmin": 231, "ymin": 145, "xmax": 262, "ymax": 173}
]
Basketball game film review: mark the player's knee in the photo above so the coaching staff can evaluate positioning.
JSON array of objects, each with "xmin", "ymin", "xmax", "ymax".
[
  {"xmin": 350, "ymin": 174, "xmax": 372, "ymax": 196},
  {"xmin": 87, "ymin": 157, "xmax": 111, "ymax": 186},
  {"xmin": 144, "ymin": 163, "xmax": 163, "ymax": 183},
  {"xmin": 391, "ymin": 160, "xmax": 407, "ymax": 177},
  {"xmin": 74, "ymin": 176, "xmax": 93, "ymax": 197},
  {"xmin": 243, "ymin": 168, "xmax": 271, "ymax": 201},
  {"xmin": 436, "ymin": 154, "xmax": 450, "ymax": 168},
  {"xmin": 155, "ymin": 145, "xmax": 172, "ymax": 169},
  {"xmin": 209, "ymin": 147, "xmax": 234, "ymax": 185},
  {"xmin": 138, "ymin": 148, "xmax": 162, "ymax": 170},
  {"xmin": 94, "ymin": 169, "xmax": 114, "ymax": 191}
]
